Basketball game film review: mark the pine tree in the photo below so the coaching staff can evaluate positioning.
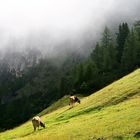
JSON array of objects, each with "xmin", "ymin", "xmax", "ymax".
[
  {"xmin": 116, "ymin": 23, "xmax": 129, "ymax": 63},
  {"xmin": 103, "ymin": 43, "xmax": 117, "ymax": 72},
  {"xmin": 74, "ymin": 64, "xmax": 84, "ymax": 87},
  {"xmin": 101, "ymin": 26, "xmax": 112, "ymax": 48},
  {"xmin": 134, "ymin": 20, "xmax": 140, "ymax": 40},
  {"xmin": 84, "ymin": 60, "xmax": 98, "ymax": 82},
  {"xmin": 134, "ymin": 21, "xmax": 140, "ymax": 67},
  {"xmin": 91, "ymin": 42, "xmax": 103, "ymax": 70},
  {"xmin": 121, "ymin": 29, "xmax": 139, "ymax": 72},
  {"xmin": 101, "ymin": 27, "xmax": 117, "ymax": 72}
]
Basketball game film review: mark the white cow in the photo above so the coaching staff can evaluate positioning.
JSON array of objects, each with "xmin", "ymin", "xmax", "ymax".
[
  {"xmin": 69, "ymin": 95, "xmax": 81, "ymax": 106},
  {"xmin": 32, "ymin": 116, "xmax": 45, "ymax": 131}
]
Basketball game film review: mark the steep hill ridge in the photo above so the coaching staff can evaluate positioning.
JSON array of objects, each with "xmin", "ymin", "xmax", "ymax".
[{"xmin": 0, "ymin": 69, "xmax": 140, "ymax": 140}]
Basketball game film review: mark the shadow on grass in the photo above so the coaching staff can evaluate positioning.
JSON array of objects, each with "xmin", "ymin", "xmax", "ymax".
[
  {"xmin": 58, "ymin": 106, "xmax": 73, "ymax": 115},
  {"xmin": 134, "ymin": 132, "xmax": 140, "ymax": 138},
  {"xmin": 56, "ymin": 105, "xmax": 102, "ymax": 121},
  {"xmin": 21, "ymin": 132, "xmax": 34, "ymax": 137},
  {"xmin": 9, "ymin": 131, "xmax": 34, "ymax": 139},
  {"xmin": 20, "ymin": 128, "xmax": 46, "ymax": 138}
]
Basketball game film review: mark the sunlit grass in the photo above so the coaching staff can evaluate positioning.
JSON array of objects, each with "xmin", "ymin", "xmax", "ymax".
[{"xmin": 0, "ymin": 69, "xmax": 140, "ymax": 140}]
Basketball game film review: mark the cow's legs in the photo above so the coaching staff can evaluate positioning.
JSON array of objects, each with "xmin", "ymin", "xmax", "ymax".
[
  {"xmin": 38, "ymin": 126, "xmax": 39, "ymax": 130},
  {"xmin": 33, "ymin": 125, "xmax": 36, "ymax": 131},
  {"xmin": 72, "ymin": 102, "xmax": 74, "ymax": 107}
]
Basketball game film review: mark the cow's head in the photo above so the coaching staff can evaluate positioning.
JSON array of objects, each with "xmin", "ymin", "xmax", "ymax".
[
  {"xmin": 40, "ymin": 122, "xmax": 46, "ymax": 128},
  {"xmin": 77, "ymin": 99, "xmax": 81, "ymax": 104}
]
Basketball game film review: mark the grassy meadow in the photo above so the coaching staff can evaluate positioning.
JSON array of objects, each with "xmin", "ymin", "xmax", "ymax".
[{"xmin": 0, "ymin": 69, "xmax": 140, "ymax": 140}]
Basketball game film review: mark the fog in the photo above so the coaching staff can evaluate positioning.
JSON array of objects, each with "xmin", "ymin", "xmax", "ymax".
[{"xmin": 0, "ymin": 0, "xmax": 140, "ymax": 56}]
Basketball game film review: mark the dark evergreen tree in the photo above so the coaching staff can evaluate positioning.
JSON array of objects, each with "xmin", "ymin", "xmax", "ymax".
[
  {"xmin": 101, "ymin": 27, "xmax": 117, "ymax": 72},
  {"xmin": 91, "ymin": 43, "xmax": 103, "ymax": 70},
  {"xmin": 134, "ymin": 20, "xmax": 140, "ymax": 40},
  {"xmin": 84, "ymin": 60, "xmax": 97, "ymax": 81},
  {"xmin": 121, "ymin": 29, "xmax": 139, "ymax": 72},
  {"xmin": 103, "ymin": 43, "xmax": 117, "ymax": 72},
  {"xmin": 101, "ymin": 26, "xmax": 112, "ymax": 48},
  {"xmin": 116, "ymin": 23, "xmax": 129, "ymax": 63},
  {"xmin": 134, "ymin": 21, "xmax": 140, "ymax": 67},
  {"xmin": 75, "ymin": 64, "xmax": 84, "ymax": 87}
]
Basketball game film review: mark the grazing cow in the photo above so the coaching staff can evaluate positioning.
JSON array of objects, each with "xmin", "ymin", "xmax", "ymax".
[
  {"xmin": 32, "ymin": 116, "xmax": 45, "ymax": 131},
  {"xmin": 69, "ymin": 95, "xmax": 80, "ymax": 106}
]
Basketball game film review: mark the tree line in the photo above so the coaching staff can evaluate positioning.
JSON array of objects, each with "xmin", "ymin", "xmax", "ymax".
[{"xmin": 59, "ymin": 21, "xmax": 140, "ymax": 95}]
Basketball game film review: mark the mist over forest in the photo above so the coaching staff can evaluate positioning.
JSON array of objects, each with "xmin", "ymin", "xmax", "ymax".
[{"xmin": 0, "ymin": 0, "xmax": 140, "ymax": 57}]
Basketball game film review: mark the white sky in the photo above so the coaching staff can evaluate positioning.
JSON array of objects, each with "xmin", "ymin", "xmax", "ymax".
[
  {"xmin": 0, "ymin": 0, "xmax": 115, "ymax": 34},
  {"xmin": 0, "ymin": 0, "xmax": 139, "ymax": 51}
]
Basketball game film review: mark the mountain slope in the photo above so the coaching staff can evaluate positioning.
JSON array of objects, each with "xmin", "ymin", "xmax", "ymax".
[{"xmin": 0, "ymin": 69, "xmax": 140, "ymax": 140}]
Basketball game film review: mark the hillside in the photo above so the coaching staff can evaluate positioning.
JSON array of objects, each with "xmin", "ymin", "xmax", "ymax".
[{"xmin": 0, "ymin": 69, "xmax": 140, "ymax": 140}]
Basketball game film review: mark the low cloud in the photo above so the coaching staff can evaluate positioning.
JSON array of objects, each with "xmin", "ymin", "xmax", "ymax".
[{"xmin": 0, "ymin": 0, "xmax": 139, "ymax": 56}]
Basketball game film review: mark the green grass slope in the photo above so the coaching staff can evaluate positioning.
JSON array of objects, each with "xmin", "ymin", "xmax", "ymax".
[{"xmin": 0, "ymin": 69, "xmax": 140, "ymax": 140}]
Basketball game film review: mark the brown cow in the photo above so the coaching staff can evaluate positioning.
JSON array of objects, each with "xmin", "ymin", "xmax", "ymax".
[
  {"xmin": 69, "ymin": 95, "xmax": 80, "ymax": 106},
  {"xmin": 32, "ymin": 116, "xmax": 45, "ymax": 131}
]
